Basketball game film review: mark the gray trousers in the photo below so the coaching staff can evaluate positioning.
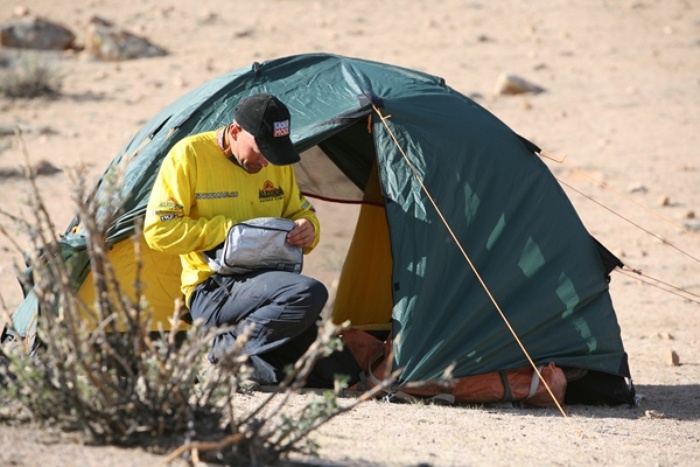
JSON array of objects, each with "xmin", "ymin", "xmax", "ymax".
[{"xmin": 190, "ymin": 270, "xmax": 355, "ymax": 386}]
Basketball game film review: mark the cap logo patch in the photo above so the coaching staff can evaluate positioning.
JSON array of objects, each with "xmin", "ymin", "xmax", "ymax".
[{"xmin": 272, "ymin": 120, "xmax": 290, "ymax": 137}]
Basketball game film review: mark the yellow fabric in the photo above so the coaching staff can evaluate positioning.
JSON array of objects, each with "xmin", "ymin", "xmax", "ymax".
[
  {"xmin": 331, "ymin": 203, "xmax": 393, "ymax": 330},
  {"xmin": 77, "ymin": 236, "xmax": 184, "ymax": 331},
  {"xmin": 143, "ymin": 129, "xmax": 320, "ymax": 302}
]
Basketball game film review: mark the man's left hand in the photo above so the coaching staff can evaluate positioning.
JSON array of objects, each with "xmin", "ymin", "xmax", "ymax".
[{"xmin": 287, "ymin": 218, "xmax": 316, "ymax": 248}]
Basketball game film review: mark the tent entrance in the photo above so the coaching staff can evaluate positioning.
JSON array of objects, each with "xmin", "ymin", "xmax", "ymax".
[
  {"xmin": 329, "ymin": 166, "xmax": 393, "ymax": 331},
  {"xmin": 295, "ymin": 118, "xmax": 379, "ymax": 204},
  {"xmin": 297, "ymin": 119, "xmax": 394, "ymax": 331}
]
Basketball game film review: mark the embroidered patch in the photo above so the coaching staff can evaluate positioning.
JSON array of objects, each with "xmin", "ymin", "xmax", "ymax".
[
  {"xmin": 259, "ymin": 180, "xmax": 284, "ymax": 201},
  {"xmin": 273, "ymin": 120, "xmax": 289, "ymax": 137},
  {"xmin": 160, "ymin": 213, "xmax": 177, "ymax": 222}
]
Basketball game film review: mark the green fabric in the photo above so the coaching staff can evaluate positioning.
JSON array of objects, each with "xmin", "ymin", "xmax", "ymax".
[
  {"xmin": 10, "ymin": 240, "xmax": 90, "ymax": 347},
  {"xmin": 11, "ymin": 53, "xmax": 629, "ymax": 384}
]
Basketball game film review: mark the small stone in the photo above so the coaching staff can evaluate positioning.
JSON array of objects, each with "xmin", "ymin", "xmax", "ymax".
[
  {"xmin": 204, "ymin": 58, "xmax": 216, "ymax": 72},
  {"xmin": 84, "ymin": 16, "xmax": 167, "ymax": 61},
  {"xmin": 665, "ymin": 349, "xmax": 680, "ymax": 366},
  {"xmin": 173, "ymin": 76, "xmax": 188, "ymax": 88},
  {"xmin": 686, "ymin": 211, "xmax": 695, "ymax": 219},
  {"xmin": 657, "ymin": 195, "xmax": 671, "ymax": 207},
  {"xmin": 645, "ymin": 410, "xmax": 666, "ymax": 419},
  {"xmin": 33, "ymin": 159, "xmax": 61, "ymax": 176},
  {"xmin": 684, "ymin": 220, "xmax": 700, "ymax": 232},
  {"xmin": 199, "ymin": 11, "xmax": 217, "ymax": 24},
  {"xmin": 627, "ymin": 183, "xmax": 647, "ymax": 194},
  {"xmin": 13, "ymin": 5, "xmax": 30, "ymax": 17},
  {"xmin": 494, "ymin": 73, "xmax": 545, "ymax": 96}
]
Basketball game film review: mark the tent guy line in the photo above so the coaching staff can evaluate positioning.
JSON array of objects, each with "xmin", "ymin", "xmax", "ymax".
[
  {"xmin": 537, "ymin": 151, "xmax": 699, "ymax": 305},
  {"xmin": 540, "ymin": 152, "xmax": 700, "ymax": 239},
  {"xmin": 538, "ymin": 148, "xmax": 698, "ymax": 259},
  {"xmin": 557, "ymin": 178, "xmax": 700, "ymax": 266},
  {"xmin": 617, "ymin": 267, "xmax": 700, "ymax": 306}
]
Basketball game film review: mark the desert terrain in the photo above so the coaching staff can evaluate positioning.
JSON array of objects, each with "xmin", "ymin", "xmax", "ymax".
[{"xmin": 0, "ymin": 0, "xmax": 698, "ymax": 466}]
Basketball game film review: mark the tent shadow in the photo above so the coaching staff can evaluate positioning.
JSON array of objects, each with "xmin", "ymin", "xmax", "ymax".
[
  {"xmin": 627, "ymin": 383, "xmax": 700, "ymax": 421},
  {"xmin": 535, "ymin": 383, "xmax": 699, "ymax": 422},
  {"xmin": 276, "ymin": 383, "xmax": 700, "ymax": 422}
]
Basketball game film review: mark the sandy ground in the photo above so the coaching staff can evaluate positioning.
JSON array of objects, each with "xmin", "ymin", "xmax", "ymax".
[{"xmin": 0, "ymin": 0, "xmax": 699, "ymax": 465}]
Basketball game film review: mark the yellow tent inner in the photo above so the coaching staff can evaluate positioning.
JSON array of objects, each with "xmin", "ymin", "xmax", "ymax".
[
  {"xmin": 330, "ymin": 160, "xmax": 394, "ymax": 331},
  {"xmin": 77, "ymin": 235, "xmax": 185, "ymax": 332},
  {"xmin": 330, "ymin": 203, "xmax": 394, "ymax": 330}
]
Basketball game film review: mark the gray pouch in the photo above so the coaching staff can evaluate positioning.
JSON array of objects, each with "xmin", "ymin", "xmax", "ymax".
[{"xmin": 204, "ymin": 217, "xmax": 302, "ymax": 275}]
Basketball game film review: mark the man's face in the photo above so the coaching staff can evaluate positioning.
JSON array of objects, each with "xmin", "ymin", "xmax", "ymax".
[{"xmin": 232, "ymin": 127, "xmax": 269, "ymax": 174}]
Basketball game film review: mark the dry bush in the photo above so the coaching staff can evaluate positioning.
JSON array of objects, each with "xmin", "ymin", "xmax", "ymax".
[
  {"xmin": 0, "ymin": 51, "xmax": 63, "ymax": 98},
  {"xmin": 0, "ymin": 134, "xmax": 392, "ymax": 465}
]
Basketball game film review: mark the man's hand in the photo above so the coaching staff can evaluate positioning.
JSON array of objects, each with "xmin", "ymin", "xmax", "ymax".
[{"xmin": 286, "ymin": 218, "xmax": 316, "ymax": 248}]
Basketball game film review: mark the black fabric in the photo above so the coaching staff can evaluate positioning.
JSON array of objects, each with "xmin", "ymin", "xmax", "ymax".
[
  {"xmin": 515, "ymin": 133, "xmax": 542, "ymax": 154},
  {"xmin": 564, "ymin": 369, "xmax": 636, "ymax": 406},
  {"xmin": 591, "ymin": 235, "xmax": 625, "ymax": 276}
]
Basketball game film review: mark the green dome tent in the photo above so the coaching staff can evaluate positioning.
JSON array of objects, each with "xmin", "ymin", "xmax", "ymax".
[{"xmin": 4, "ymin": 53, "xmax": 634, "ymax": 405}]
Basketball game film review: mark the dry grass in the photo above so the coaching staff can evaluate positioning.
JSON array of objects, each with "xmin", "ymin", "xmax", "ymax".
[{"xmin": 0, "ymin": 51, "xmax": 63, "ymax": 99}]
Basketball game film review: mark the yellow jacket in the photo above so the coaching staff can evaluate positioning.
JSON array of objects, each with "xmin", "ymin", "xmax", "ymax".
[{"xmin": 143, "ymin": 129, "xmax": 320, "ymax": 303}]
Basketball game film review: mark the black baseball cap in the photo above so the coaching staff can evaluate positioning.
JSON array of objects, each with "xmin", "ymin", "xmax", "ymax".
[{"xmin": 234, "ymin": 94, "xmax": 300, "ymax": 165}]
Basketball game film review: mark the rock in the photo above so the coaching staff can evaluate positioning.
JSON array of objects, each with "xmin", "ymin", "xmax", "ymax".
[
  {"xmin": 33, "ymin": 159, "xmax": 61, "ymax": 176},
  {"xmin": 665, "ymin": 349, "xmax": 680, "ymax": 366},
  {"xmin": 84, "ymin": 16, "xmax": 168, "ymax": 61},
  {"xmin": 13, "ymin": 6, "xmax": 30, "ymax": 17},
  {"xmin": 684, "ymin": 219, "xmax": 700, "ymax": 232},
  {"xmin": 657, "ymin": 195, "xmax": 671, "ymax": 207},
  {"xmin": 173, "ymin": 76, "xmax": 188, "ymax": 88},
  {"xmin": 198, "ymin": 11, "xmax": 218, "ymax": 25},
  {"xmin": 494, "ymin": 73, "xmax": 545, "ymax": 95},
  {"xmin": 627, "ymin": 182, "xmax": 647, "ymax": 194},
  {"xmin": 0, "ymin": 16, "xmax": 76, "ymax": 50},
  {"xmin": 644, "ymin": 410, "xmax": 666, "ymax": 419},
  {"xmin": 0, "ymin": 159, "xmax": 60, "ymax": 178}
]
